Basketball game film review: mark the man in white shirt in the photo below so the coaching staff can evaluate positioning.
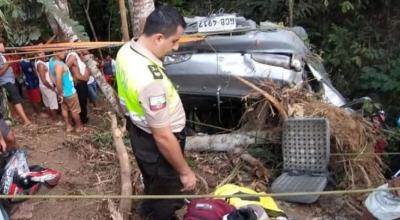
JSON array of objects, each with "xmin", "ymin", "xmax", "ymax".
[
  {"xmin": 35, "ymin": 49, "xmax": 58, "ymax": 122},
  {"xmin": 66, "ymin": 50, "xmax": 90, "ymax": 124}
]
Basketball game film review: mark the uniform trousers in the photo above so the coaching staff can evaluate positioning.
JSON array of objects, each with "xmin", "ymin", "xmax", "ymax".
[{"xmin": 126, "ymin": 118, "xmax": 185, "ymax": 220}]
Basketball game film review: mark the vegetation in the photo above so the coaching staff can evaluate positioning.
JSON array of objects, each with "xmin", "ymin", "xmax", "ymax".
[
  {"xmin": 1, "ymin": 0, "xmax": 400, "ymax": 142},
  {"xmin": 0, "ymin": 0, "xmax": 88, "ymax": 44}
]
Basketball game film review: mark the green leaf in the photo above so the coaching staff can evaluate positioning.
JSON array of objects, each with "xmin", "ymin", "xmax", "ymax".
[
  {"xmin": 0, "ymin": 9, "xmax": 8, "ymax": 25},
  {"xmin": 0, "ymin": 0, "xmax": 11, "ymax": 7},
  {"xmin": 29, "ymin": 27, "xmax": 41, "ymax": 41},
  {"xmin": 11, "ymin": 8, "xmax": 18, "ymax": 18},
  {"xmin": 341, "ymin": 1, "xmax": 354, "ymax": 13}
]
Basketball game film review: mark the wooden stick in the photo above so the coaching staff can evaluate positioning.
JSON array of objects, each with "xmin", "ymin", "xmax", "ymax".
[
  {"xmin": 108, "ymin": 199, "xmax": 124, "ymax": 220},
  {"xmin": 110, "ymin": 113, "xmax": 132, "ymax": 219}
]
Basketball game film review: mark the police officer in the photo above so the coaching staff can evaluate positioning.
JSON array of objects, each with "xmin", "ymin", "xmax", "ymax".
[{"xmin": 115, "ymin": 6, "xmax": 196, "ymax": 220}]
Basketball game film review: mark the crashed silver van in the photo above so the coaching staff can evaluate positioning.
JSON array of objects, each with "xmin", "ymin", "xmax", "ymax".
[{"xmin": 164, "ymin": 15, "xmax": 346, "ymax": 126}]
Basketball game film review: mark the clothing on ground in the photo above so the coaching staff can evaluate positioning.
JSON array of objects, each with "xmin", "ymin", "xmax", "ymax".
[{"xmin": 365, "ymin": 183, "xmax": 400, "ymax": 220}]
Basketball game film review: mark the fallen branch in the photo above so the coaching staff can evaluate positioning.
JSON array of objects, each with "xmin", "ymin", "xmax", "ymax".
[
  {"xmin": 110, "ymin": 113, "xmax": 132, "ymax": 219},
  {"xmin": 195, "ymin": 173, "xmax": 209, "ymax": 193},
  {"xmin": 108, "ymin": 199, "xmax": 123, "ymax": 220},
  {"xmin": 216, "ymin": 162, "xmax": 242, "ymax": 188},
  {"xmin": 345, "ymin": 199, "xmax": 363, "ymax": 216},
  {"xmin": 40, "ymin": 146, "xmax": 64, "ymax": 154}
]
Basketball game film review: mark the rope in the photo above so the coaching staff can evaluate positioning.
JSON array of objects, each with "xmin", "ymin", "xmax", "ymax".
[
  {"xmin": 186, "ymin": 119, "xmax": 236, "ymax": 133},
  {"xmin": 186, "ymin": 120, "xmax": 278, "ymax": 143},
  {"xmin": 331, "ymin": 152, "xmax": 400, "ymax": 156},
  {"xmin": 3, "ymin": 35, "xmax": 205, "ymax": 54},
  {"xmin": 4, "ymin": 41, "xmax": 125, "ymax": 52},
  {"xmin": 0, "ymin": 186, "xmax": 399, "ymax": 200},
  {"xmin": 2, "ymin": 46, "xmax": 104, "ymax": 64},
  {"xmin": 1, "ymin": 46, "xmax": 105, "ymax": 56}
]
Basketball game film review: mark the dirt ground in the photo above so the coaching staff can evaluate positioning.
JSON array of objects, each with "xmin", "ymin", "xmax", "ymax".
[
  {"xmin": 4, "ymin": 99, "xmax": 361, "ymax": 220},
  {"xmin": 7, "ymin": 101, "xmax": 113, "ymax": 220}
]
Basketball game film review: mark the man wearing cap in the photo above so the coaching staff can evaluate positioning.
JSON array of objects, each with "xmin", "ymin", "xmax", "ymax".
[{"xmin": 115, "ymin": 6, "xmax": 196, "ymax": 220}]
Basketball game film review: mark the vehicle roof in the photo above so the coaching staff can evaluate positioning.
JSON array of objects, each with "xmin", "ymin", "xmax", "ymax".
[{"xmin": 179, "ymin": 29, "xmax": 309, "ymax": 55}]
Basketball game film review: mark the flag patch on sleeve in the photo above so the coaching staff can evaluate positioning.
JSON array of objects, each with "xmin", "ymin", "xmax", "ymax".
[{"xmin": 149, "ymin": 95, "xmax": 167, "ymax": 111}]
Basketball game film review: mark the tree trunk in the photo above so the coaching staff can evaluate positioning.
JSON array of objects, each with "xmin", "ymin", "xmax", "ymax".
[
  {"xmin": 127, "ymin": 0, "xmax": 135, "ymax": 37},
  {"xmin": 132, "ymin": 0, "xmax": 154, "ymax": 38},
  {"xmin": 81, "ymin": 0, "xmax": 98, "ymax": 41},
  {"xmin": 118, "ymin": 0, "xmax": 130, "ymax": 41},
  {"xmin": 82, "ymin": 55, "xmax": 123, "ymax": 117},
  {"xmin": 185, "ymin": 131, "xmax": 272, "ymax": 152},
  {"xmin": 45, "ymin": 0, "xmax": 78, "ymax": 41},
  {"xmin": 46, "ymin": 15, "xmax": 61, "ymax": 40}
]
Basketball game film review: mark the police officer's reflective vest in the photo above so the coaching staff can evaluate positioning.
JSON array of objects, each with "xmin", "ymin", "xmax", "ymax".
[{"xmin": 116, "ymin": 43, "xmax": 181, "ymax": 125}]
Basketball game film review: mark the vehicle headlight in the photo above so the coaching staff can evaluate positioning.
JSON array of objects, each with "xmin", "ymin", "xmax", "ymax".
[
  {"xmin": 164, "ymin": 54, "xmax": 192, "ymax": 65},
  {"xmin": 291, "ymin": 56, "xmax": 303, "ymax": 72},
  {"xmin": 251, "ymin": 53, "xmax": 291, "ymax": 69}
]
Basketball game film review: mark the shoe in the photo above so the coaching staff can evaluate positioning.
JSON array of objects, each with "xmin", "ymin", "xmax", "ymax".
[{"xmin": 27, "ymin": 166, "xmax": 61, "ymax": 188}]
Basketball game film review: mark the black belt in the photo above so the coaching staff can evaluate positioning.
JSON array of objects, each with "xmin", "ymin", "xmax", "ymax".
[{"xmin": 126, "ymin": 117, "xmax": 186, "ymax": 140}]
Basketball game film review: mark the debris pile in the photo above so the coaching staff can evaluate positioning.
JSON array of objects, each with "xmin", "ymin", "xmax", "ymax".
[{"xmin": 243, "ymin": 80, "xmax": 385, "ymax": 189}]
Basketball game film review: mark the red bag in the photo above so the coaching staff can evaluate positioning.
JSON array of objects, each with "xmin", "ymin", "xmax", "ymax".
[{"xmin": 184, "ymin": 198, "xmax": 235, "ymax": 220}]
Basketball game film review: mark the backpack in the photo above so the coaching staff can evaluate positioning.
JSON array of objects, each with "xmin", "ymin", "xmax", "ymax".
[
  {"xmin": 214, "ymin": 184, "xmax": 286, "ymax": 218},
  {"xmin": 184, "ymin": 198, "xmax": 235, "ymax": 220}
]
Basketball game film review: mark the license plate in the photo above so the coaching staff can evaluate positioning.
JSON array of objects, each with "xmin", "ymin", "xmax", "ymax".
[{"xmin": 197, "ymin": 15, "xmax": 236, "ymax": 33}]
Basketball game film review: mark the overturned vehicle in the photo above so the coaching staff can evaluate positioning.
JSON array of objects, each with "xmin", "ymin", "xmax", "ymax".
[{"xmin": 164, "ymin": 14, "xmax": 347, "ymax": 131}]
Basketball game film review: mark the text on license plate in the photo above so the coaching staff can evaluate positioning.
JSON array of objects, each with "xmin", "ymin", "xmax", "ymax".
[{"xmin": 197, "ymin": 15, "xmax": 236, "ymax": 33}]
